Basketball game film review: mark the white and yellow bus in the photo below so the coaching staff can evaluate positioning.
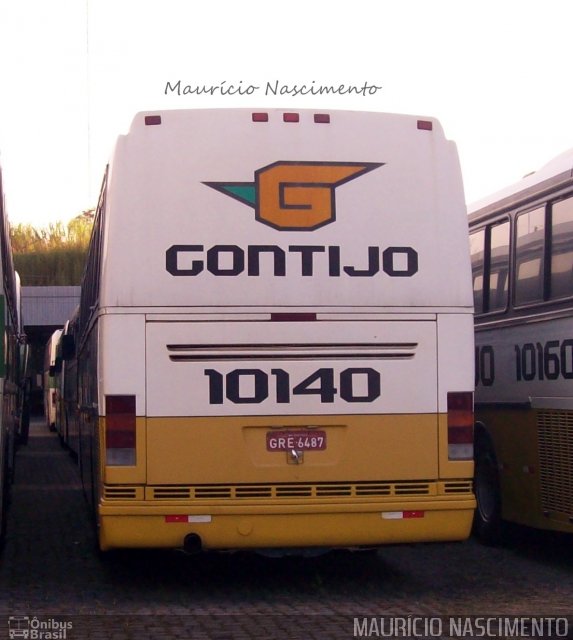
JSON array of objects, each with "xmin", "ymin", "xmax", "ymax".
[
  {"xmin": 469, "ymin": 148, "xmax": 573, "ymax": 542},
  {"xmin": 58, "ymin": 308, "xmax": 80, "ymax": 456},
  {"xmin": 43, "ymin": 329, "xmax": 62, "ymax": 432},
  {"xmin": 66, "ymin": 109, "xmax": 475, "ymax": 552}
]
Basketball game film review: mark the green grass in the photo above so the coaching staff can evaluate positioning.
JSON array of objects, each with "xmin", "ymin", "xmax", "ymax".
[{"xmin": 14, "ymin": 247, "xmax": 88, "ymax": 286}]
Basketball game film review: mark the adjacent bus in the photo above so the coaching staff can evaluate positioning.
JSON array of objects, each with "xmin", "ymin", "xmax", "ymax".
[
  {"xmin": 14, "ymin": 272, "xmax": 30, "ymax": 446},
  {"xmin": 65, "ymin": 109, "xmax": 475, "ymax": 552},
  {"xmin": 469, "ymin": 148, "xmax": 573, "ymax": 542},
  {"xmin": 0, "ymin": 163, "xmax": 26, "ymax": 541},
  {"xmin": 43, "ymin": 329, "xmax": 62, "ymax": 432},
  {"xmin": 56, "ymin": 309, "xmax": 80, "ymax": 455}
]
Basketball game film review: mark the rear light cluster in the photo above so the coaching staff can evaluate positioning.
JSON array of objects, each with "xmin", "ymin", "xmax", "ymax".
[
  {"xmin": 105, "ymin": 395, "xmax": 136, "ymax": 466},
  {"xmin": 447, "ymin": 392, "xmax": 473, "ymax": 460},
  {"xmin": 252, "ymin": 112, "xmax": 331, "ymax": 124}
]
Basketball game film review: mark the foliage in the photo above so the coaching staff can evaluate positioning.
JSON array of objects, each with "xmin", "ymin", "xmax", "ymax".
[{"xmin": 11, "ymin": 210, "xmax": 94, "ymax": 286}]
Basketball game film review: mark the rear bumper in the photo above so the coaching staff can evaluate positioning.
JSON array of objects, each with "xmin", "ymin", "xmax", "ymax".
[{"xmin": 98, "ymin": 496, "xmax": 476, "ymax": 551}]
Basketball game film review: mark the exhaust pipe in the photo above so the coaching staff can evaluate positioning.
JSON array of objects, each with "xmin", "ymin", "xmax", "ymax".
[{"xmin": 183, "ymin": 533, "xmax": 203, "ymax": 555}]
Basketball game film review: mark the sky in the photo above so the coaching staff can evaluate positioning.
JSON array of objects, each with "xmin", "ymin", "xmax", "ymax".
[{"xmin": 0, "ymin": 0, "xmax": 572, "ymax": 227}]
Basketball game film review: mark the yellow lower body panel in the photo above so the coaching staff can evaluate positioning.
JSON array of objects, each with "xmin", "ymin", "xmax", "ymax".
[{"xmin": 98, "ymin": 498, "xmax": 475, "ymax": 551}]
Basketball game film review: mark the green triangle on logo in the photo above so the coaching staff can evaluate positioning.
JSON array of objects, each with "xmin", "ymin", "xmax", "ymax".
[{"xmin": 203, "ymin": 182, "xmax": 256, "ymax": 208}]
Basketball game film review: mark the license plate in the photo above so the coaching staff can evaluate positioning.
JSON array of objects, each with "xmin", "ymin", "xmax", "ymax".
[{"xmin": 266, "ymin": 430, "xmax": 327, "ymax": 452}]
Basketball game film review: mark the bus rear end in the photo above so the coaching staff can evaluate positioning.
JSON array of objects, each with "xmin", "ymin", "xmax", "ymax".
[{"xmin": 91, "ymin": 109, "xmax": 475, "ymax": 551}]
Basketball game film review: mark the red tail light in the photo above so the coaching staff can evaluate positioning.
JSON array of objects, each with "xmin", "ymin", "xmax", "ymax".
[
  {"xmin": 105, "ymin": 395, "xmax": 136, "ymax": 466},
  {"xmin": 447, "ymin": 392, "xmax": 473, "ymax": 460}
]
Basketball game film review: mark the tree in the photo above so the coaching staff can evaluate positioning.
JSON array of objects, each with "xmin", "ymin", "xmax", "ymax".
[
  {"xmin": 11, "ymin": 210, "xmax": 94, "ymax": 286},
  {"xmin": 66, "ymin": 210, "xmax": 95, "ymax": 248}
]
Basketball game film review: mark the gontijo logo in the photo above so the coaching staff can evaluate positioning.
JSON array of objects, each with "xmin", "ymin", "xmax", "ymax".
[{"xmin": 204, "ymin": 161, "xmax": 383, "ymax": 230}]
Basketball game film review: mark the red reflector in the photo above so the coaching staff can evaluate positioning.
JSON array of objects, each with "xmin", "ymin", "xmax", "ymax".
[
  {"xmin": 165, "ymin": 515, "xmax": 189, "ymax": 523},
  {"xmin": 417, "ymin": 119, "xmax": 433, "ymax": 130},
  {"xmin": 314, "ymin": 113, "xmax": 330, "ymax": 123},
  {"xmin": 145, "ymin": 115, "xmax": 162, "ymax": 126},
  {"xmin": 403, "ymin": 511, "xmax": 424, "ymax": 519},
  {"xmin": 283, "ymin": 112, "xmax": 299, "ymax": 122},
  {"xmin": 270, "ymin": 313, "xmax": 317, "ymax": 322},
  {"xmin": 252, "ymin": 112, "xmax": 268, "ymax": 122}
]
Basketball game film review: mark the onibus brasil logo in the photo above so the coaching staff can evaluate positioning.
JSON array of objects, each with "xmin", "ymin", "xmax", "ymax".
[{"xmin": 204, "ymin": 161, "xmax": 383, "ymax": 231}]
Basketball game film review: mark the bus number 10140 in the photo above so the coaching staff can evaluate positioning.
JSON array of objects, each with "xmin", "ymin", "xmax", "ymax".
[{"xmin": 204, "ymin": 367, "xmax": 381, "ymax": 405}]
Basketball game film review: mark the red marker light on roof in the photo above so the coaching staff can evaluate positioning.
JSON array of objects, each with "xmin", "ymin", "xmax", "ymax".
[
  {"xmin": 314, "ymin": 114, "xmax": 330, "ymax": 123},
  {"xmin": 270, "ymin": 313, "xmax": 317, "ymax": 322},
  {"xmin": 283, "ymin": 113, "xmax": 300, "ymax": 123},
  {"xmin": 252, "ymin": 112, "xmax": 268, "ymax": 122},
  {"xmin": 417, "ymin": 120, "xmax": 433, "ymax": 131},
  {"xmin": 145, "ymin": 115, "xmax": 162, "ymax": 126}
]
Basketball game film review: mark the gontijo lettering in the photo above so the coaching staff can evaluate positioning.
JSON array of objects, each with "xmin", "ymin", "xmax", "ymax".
[{"xmin": 166, "ymin": 244, "xmax": 419, "ymax": 278}]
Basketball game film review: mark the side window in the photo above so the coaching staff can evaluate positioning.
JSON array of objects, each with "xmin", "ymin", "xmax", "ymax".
[
  {"xmin": 515, "ymin": 207, "xmax": 545, "ymax": 306},
  {"xmin": 80, "ymin": 168, "xmax": 107, "ymax": 334},
  {"xmin": 469, "ymin": 230, "xmax": 485, "ymax": 314},
  {"xmin": 470, "ymin": 220, "xmax": 509, "ymax": 315},
  {"xmin": 488, "ymin": 220, "xmax": 510, "ymax": 312},
  {"xmin": 550, "ymin": 196, "xmax": 573, "ymax": 299}
]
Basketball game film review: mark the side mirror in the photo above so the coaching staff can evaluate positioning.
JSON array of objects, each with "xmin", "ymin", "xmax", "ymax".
[
  {"xmin": 62, "ymin": 334, "xmax": 76, "ymax": 360},
  {"xmin": 53, "ymin": 357, "xmax": 63, "ymax": 374}
]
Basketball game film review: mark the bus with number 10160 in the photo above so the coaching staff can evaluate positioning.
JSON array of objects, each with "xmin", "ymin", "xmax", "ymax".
[
  {"xmin": 469, "ymin": 148, "xmax": 573, "ymax": 542},
  {"xmin": 62, "ymin": 109, "xmax": 475, "ymax": 552}
]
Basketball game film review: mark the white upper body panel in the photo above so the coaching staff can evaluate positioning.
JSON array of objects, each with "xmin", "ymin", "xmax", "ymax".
[{"xmin": 99, "ymin": 109, "xmax": 472, "ymax": 312}]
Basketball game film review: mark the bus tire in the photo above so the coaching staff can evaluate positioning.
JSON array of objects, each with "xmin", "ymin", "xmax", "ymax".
[{"xmin": 473, "ymin": 435, "xmax": 503, "ymax": 545}]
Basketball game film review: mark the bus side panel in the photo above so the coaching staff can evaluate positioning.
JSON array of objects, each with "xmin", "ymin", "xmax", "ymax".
[
  {"xmin": 475, "ymin": 317, "xmax": 573, "ymax": 531},
  {"xmin": 474, "ymin": 406, "xmax": 543, "ymax": 528},
  {"xmin": 476, "ymin": 317, "xmax": 573, "ymax": 405}
]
